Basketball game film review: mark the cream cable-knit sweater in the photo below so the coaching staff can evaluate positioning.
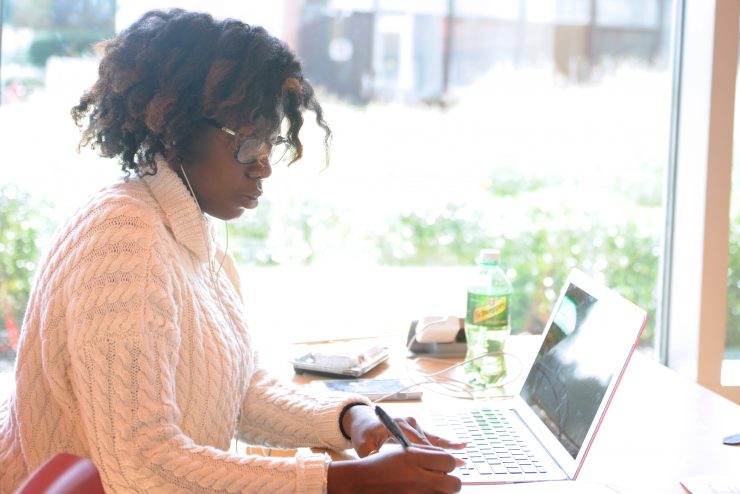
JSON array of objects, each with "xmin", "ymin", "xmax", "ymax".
[{"xmin": 0, "ymin": 161, "xmax": 370, "ymax": 493}]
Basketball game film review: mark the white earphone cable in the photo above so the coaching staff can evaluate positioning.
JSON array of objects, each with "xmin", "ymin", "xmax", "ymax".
[{"xmin": 179, "ymin": 163, "xmax": 248, "ymax": 455}]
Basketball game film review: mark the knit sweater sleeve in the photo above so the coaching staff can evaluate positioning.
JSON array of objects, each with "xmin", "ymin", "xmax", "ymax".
[
  {"xmin": 215, "ymin": 251, "xmax": 373, "ymax": 451},
  {"xmin": 237, "ymin": 361, "xmax": 372, "ymax": 451},
  {"xmin": 64, "ymin": 198, "xmax": 329, "ymax": 494}
]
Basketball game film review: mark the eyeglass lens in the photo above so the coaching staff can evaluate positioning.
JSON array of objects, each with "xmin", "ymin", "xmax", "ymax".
[{"xmin": 237, "ymin": 138, "xmax": 289, "ymax": 165}]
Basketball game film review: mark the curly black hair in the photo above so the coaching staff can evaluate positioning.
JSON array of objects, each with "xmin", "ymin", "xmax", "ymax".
[{"xmin": 72, "ymin": 8, "xmax": 331, "ymax": 175}]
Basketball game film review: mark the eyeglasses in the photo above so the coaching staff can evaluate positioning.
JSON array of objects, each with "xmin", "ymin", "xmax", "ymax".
[{"xmin": 205, "ymin": 119, "xmax": 290, "ymax": 166}]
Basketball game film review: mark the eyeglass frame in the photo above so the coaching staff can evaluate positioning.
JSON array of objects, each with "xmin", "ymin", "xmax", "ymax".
[{"xmin": 204, "ymin": 118, "xmax": 290, "ymax": 166}]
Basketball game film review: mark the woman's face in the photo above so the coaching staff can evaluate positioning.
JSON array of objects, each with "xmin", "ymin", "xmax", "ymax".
[{"xmin": 177, "ymin": 120, "xmax": 274, "ymax": 221}]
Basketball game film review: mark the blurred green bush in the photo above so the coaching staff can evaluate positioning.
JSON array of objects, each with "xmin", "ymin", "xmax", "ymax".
[
  {"xmin": 375, "ymin": 205, "xmax": 660, "ymax": 343},
  {"xmin": 28, "ymin": 30, "xmax": 106, "ymax": 66},
  {"xmin": 3, "ymin": 172, "xmax": 738, "ymax": 357},
  {"xmin": 728, "ymin": 213, "xmax": 740, "ymax": 356},
  {"xmin": 0, "ymin": 185, "xmax": 44, "ymax": 357}
]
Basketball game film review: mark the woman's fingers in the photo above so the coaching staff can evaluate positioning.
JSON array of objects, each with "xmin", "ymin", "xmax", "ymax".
[
  {"xmin": 357, "ymin": 445, "xmax": 381, "ymax": 457},
  {"xmin": 409, "ymin": 446, "xmax": 459, "ymax": 473},
  {"xmin": 393, "ymin": 416, "xmax": 433, "ymax": 446},
  {"xmin": 374, "ymin": 413, "xmax": 468, "ymax": 470},
  {"xmin": 396, "ymin": 416, "xmax": 467, "ymax": 449},
  {"xmin": 418, "ymin": 429, "xmax": 467, "ymax": 449},
  {"xmin": 337, "ymin": 447, "xmax": 463, "ymax": 494},
  {"xmin": 379, "ymin": 445, "xmax": 461, "ymax": 491},
  {"xmin": 407, "ymin": 443, "xmax": 468, "ymax": 468}
]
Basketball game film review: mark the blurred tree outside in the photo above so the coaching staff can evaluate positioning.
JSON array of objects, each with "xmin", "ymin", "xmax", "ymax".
[
  {"xmin": 372, "ymin": 173, "xmax": 661, "ymax": 346},
  {"xmin": 729, "ymin": 212, "xmax": 740, "ymax": 356},
  {"xmin": 221, "ymin": 165, "xmax": 665, "ymax": 347},
  {"xmin": 26, "ymin": 0, "xmax": 114, "ymax": 67},
  {"xmin": 2, "ymin": 0, "xmax": 115, "ymax": 101},
  {"xmin": 374, "ymin": 206, "xmax": 660, "ymax": 341},
  {"xmin": 0, "ymin": 184, "xmax": 47, "ymax": 368},
  {"xmin": 0, "ymin": 0, "xmax": 116, "ymax": 365},
  {"xmin": 728, "ymin": 146, "xmax": 740, "ymax": 359}
]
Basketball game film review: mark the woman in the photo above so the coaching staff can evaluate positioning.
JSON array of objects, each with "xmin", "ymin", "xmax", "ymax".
[{"xmin": 0, "ymin": 8, "xmax": 465, "ymax": 494}]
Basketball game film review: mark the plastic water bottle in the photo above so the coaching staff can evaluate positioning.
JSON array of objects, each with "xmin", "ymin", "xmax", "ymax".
[{"xmin": 464, "ymin": 248, "xmax": 512, "ymax": 388}]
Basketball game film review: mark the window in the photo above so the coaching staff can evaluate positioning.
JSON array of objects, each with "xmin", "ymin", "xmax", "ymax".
[
  {"xmin": 246, "ymin": 0, "xmax": 678, "ymax": 355},
  {"xmin": 0, "ymin": 1, "xmax": 689, "ymax": 391},
  {"xmin": 666, "ymin": 0, "xmax": 739, "ymax": 402}
]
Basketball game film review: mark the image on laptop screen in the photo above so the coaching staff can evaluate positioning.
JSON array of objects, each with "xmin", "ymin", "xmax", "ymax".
[{"xmin": 519, "ymin": 281, "xmax": 619, "ymax": 458}]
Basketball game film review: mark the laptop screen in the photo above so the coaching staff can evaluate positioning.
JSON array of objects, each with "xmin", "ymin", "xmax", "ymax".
[{"xmin": 519, "ymin": 281, "xmax": 620, "ymax": 458}]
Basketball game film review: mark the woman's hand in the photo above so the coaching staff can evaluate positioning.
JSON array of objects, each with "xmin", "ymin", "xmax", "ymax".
[
  {"xmin": 327, "ymin": 445, "xmax": 463, "ymax": 494},
  {"xmin": 342, "ymin": 404, "xmax": 467, "ymax": 458}
]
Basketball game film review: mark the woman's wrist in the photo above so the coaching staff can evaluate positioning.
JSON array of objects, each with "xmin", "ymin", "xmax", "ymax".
[
  {"xmin": 338, "ymin": 402, "xmax": 369, "ymax": 440},
  {"xmin": 327, "ymin": 459, "xmax": 362, "ymax": 494}
]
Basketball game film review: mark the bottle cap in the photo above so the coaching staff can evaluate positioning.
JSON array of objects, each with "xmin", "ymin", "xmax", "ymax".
[{"xmin": 477, "ymin": 248, "xmax": 500, "ymax": 265}]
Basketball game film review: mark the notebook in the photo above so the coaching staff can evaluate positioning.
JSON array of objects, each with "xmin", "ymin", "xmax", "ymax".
[{"xmin": 429, "ymin": 268, "xmax": 647, "ymax": 485}]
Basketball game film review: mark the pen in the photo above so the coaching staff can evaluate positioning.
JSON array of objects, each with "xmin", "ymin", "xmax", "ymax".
[{"xmin": 374, "ymin": 405, "xmax": 411, "ymax": 448}]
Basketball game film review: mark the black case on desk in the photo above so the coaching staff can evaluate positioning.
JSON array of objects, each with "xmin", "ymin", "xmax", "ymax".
[{"xmin": 406, "ymin": 319, "xmax": 467, "ymax": 358}]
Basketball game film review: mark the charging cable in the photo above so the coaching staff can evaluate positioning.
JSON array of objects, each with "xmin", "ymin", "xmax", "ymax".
[
  {"xmin": 405, "ymin": 350, "xmax": 525, "ymax": 401},
  {"xmin": 402, "ymin": 316, "xmax": 525, "ymax": 400},
  {"xmin": 366, "ymin": 349, "xmax": 525, "ymax": 405}
]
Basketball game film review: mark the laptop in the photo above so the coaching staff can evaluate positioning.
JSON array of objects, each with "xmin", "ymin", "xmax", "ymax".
[{"xmin": 429, "ymin": 268, "xmax": 648, "ymax": 485}]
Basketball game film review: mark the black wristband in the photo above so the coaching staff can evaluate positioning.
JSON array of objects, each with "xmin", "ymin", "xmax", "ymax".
[{"xmin": 338, "ymin": 402, "xmax": 369, "ymax": 440}]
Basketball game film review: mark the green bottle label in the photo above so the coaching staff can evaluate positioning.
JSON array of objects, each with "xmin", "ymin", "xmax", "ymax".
[{"xmin": 467, "ymin": 293, "xmax": 509, "ymax": 328}]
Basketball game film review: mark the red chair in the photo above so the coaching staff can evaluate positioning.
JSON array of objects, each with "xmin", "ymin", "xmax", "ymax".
[{"xmin": 15, "ymin": 453, "xmax": 104, "ymax": 494}]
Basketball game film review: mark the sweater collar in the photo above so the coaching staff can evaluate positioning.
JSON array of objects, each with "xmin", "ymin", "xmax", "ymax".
[{"xmin": 143, "ymin": 156, "xmax": 212, "ymax": 263}]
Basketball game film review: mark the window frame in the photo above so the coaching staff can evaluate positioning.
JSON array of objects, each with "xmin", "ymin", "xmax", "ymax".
[{"xmin": 664, "ymin": 0, "xmax": 739, "ymax": 403}]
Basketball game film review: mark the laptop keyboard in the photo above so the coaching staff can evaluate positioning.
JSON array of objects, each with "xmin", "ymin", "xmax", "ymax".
[{"xmin": 437, "ymin": 408, "xmax": 549, "ymax": 477}]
